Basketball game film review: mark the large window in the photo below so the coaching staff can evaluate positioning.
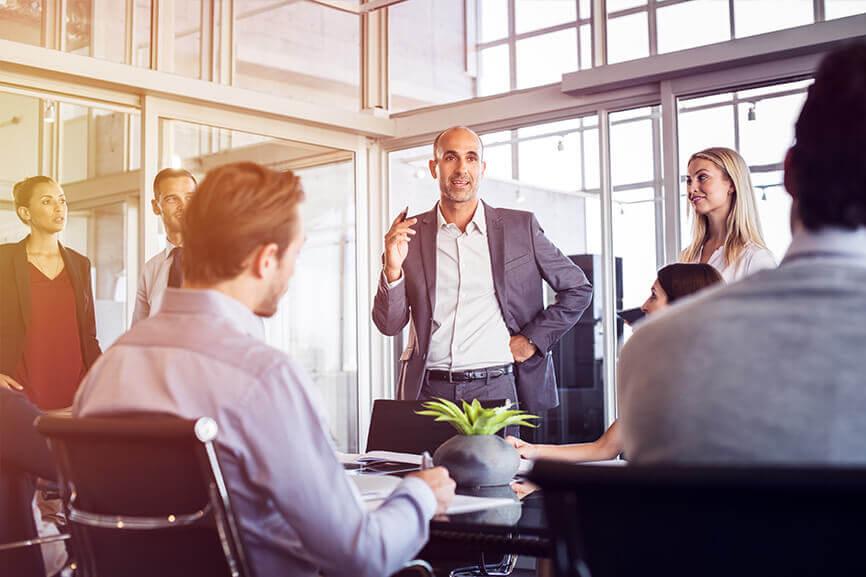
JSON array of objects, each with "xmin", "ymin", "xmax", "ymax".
[
  {"xmin": 477, "ymin": 0, "xmax": 592, "ymax": 96},
  {"xmin": 234, "ymin": 0, "xmax": 361, "ymax": 109},
  {"xmin": 609, "ymin": 106, "xmax": 663, "ymax": 316},
  {"xmin": 0, "ymin": 0, "xmax": 149, "ymax": 66},
  {"xmin": 607, "ymin": 0, "xmax": 866, "ymax": 63}
]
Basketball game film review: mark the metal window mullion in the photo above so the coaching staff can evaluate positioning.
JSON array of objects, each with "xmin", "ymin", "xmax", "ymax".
[
  {"xmin": 152, "ymin": 0, "xmax": 176, "ymax": 73},
  {"xmin": 648, "ymin": 0, "xmax": 658, "ymax": 56},
  {"xmin": 732, "ymin": 94, "xmax": 740, "ymax": 152},
  {"xmin": 571, "ymin": 0, "xmax": 581, "ymax": 71},
  {"xmin": 660, "ymin": 80, "xmax": 681, "ymax": 264},
  {"xmin": 200, "ymin": 0, "xmax": 214, "ymax": 82},
  {"xmin": 651, "ymin": 105, "xmax": 665, "ymax": 266},
  {"xmin": 728, "ymin": 0, "xmax": 736, "ymax": 39},
  {"xmin": 579, "ymin": 117, "xmax": 587, "ymax": 192},
  {"xmin": 125, "ymin": 0, "xmax": 135, "ymax": 65},
  {"xmin": 361, "ymin": 2, "xmax": 390, "ymax": 110},
  {"xmin": 511, "ymin": 129, "xmax": 519, "ymax": 181},
  {"xmin": 592, "ymin": 0, "xmax": 607, "ymax": 66},
  {"xmin": 57, "ymin": 0, "xmax": 68, "ymax": 52},
  {"xmin": 814, "ymin": 0, "xmax": 825, "ymax": 22},
  {"xmin": 508, "ymin": 0, "xmax": 517, "ymax": 91},
  {"xmin": 598, "ymin": 109, "xmax": 617, "ymax": 428}
]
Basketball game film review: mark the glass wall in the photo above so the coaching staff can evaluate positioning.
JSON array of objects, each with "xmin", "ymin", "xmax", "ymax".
[
  {"xmin": 159, "ymin": 119, "xmax": 359, "ymax": 450},
  {"xmin": 609, "ymin": 106, "xmax": 663, "ymax": 324},
  {"xmin": 233, "ymin": 0, "xmax": 361, "ymax": 109},
  {"xmin": 608, "ymin": 0, "xmax": 866, "ymax": 63},
  {"xmin": 391, "ymin": 0, "xmax": 592, "ymax": 112}
]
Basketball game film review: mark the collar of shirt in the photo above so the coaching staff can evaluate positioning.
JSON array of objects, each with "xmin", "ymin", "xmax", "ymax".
[
  {"xmin": 783, "ymin": 226, "xmax": 866, "ymax": 263},
  {"xmin": 159, "ymin": 288, "xmax": 265, "ymax": 340},
  {"xmin": 163, "ymin": 239, "xmax": 178, "ymax": 259},
  {"xmin": 436, "ymin": 200, "xmax": 487, "ymax": 235}
]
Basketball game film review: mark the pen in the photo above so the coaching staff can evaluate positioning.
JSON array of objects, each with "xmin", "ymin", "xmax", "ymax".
[
  {"xmin": 420, "ymin": 451, "xmax": 434, "ymax": 470},
  {"xmin": 398, "ymin": 206, "xmax": 409, "ymax": 223}
]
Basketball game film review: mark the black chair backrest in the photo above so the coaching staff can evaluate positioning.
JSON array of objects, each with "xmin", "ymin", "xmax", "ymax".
[
  {"xmin": 366, "ymin": 399, "xmax": 506, "ymax": 454},
  {"xmin": 37, "ymin": 415, "xmax": 253, "ymax": 577},
  {"xmin": 531, "ymin": 460, "xmax": 866, "ymax": 577}
]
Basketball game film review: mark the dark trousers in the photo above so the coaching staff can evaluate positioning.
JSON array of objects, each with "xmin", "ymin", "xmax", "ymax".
[{"xmin": 420, "ymin": 371, "xmax": 520, "ymax": 437}]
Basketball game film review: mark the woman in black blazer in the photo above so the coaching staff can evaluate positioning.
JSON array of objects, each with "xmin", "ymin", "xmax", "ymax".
[{"xmin": 0, "ymin": 176, "xmax": 101, "ymax": 409}]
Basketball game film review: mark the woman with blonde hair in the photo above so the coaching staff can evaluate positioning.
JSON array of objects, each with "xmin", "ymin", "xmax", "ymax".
[{"xmin": 681, "ymin": 147, "xmax": 775, "ymax": 281}]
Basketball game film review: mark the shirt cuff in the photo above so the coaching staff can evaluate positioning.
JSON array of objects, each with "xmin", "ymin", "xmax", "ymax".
[
  {"xmin": 382, "ymin": 270, "xmax": 405, "ymax": 290},
  {"xmin": 393, "ymin": 476, "xmax": 437, "ymax": 520}
]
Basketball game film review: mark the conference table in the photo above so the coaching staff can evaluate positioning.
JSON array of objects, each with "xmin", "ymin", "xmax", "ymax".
[{"xmin": 425, "ymin": 482, "xmax": 551, "ymax": 559}]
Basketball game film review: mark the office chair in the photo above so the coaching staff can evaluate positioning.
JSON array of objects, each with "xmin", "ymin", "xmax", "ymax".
[
  {"xmin": 0, "ymin": 533, "xmax": 71, "ymax": 577},
  {"xmin": 531, "ymin": 460, "xmax": 866, "ymax": 577},
  {"xmin": 37, "ymin": 415, "xmax": 253, "ymax": 577}
]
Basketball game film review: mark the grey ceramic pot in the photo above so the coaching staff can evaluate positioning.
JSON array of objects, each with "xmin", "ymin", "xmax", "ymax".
[{"xmin": 433, "ymin": 434, "xmax": 520, "ymax": 487}]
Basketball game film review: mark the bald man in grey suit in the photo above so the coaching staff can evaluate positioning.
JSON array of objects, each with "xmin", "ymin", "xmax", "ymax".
[{"xmin": 373, "ymin": 127, "xmax": 592, "ymax": 413}]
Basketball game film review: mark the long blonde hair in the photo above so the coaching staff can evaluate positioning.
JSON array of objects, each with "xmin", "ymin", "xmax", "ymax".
[{"xmin": 680, "ymin": 147, "xmax": 767, "ymax": 270}]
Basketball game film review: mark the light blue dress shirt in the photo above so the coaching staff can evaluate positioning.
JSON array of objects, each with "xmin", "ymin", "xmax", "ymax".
[{"xmin": 74, "ymin": 288, "xmax": 436, "ymax": 577}]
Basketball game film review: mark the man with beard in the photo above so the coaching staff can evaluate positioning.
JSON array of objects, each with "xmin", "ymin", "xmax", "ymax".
[
  {"xmin": 373, "ymin": 126, "xmax": 592, "ymax": 414},
  {"xmin": 75, "ymin": 162, "xmax": 455, "ymax": 577}
]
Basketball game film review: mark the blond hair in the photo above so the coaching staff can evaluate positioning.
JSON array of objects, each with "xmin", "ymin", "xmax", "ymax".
[{"xmin": 680, "ymin": 147, "xmax": 767, "ymax": 271}]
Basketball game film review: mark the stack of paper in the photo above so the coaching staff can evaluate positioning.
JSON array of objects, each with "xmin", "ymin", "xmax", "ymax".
[{"xmin": 338, "ymin": 450, "xmax": 535, "ymax": 476}]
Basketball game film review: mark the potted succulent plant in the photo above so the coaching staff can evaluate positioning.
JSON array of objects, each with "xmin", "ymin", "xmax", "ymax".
[{"xmin": 417, "ymin": 398, "xmax": 539, "ymax": 487}]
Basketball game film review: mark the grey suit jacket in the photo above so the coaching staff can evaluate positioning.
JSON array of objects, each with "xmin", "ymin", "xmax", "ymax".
[{"xmin": 372, "ymin": 201, "xmax": 592, "ymax": 412}]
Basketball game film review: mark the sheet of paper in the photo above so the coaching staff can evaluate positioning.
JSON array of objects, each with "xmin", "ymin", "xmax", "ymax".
[
  {"xmin": 350, "ymin": 474, "xmax": 402, "ymax": 499},
  {"xmin": 359, "ymin": 451, "xmax": 422, "ymax": 465},
  {"xmin": 348, "ymin": 475, "xmax": 519, "ymax": 515},
  {"xmin": 337, "ymin": 452, "xmax": 363, "ymax": 465}
]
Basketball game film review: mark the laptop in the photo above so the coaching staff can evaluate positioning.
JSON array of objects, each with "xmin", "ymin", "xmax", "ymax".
[{"xmin": 365, "ymin": 399, "xmax": 507, "ymax": 455}]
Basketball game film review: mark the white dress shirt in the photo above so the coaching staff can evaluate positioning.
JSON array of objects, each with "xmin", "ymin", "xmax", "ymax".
[
  {"xmin": 75, "ymin": 289, "xmax": 436, "ymax": 577},
  {"xmin": 697, "ymin": 242, "xmax": 776, "ymax": 282},
  {"xmin": 426, "ymin": 202, "xmax": 513, "ymax": 370},
  {"xmin": 131, "ymin": 241, "xmax": 177, "ymax": 325}
]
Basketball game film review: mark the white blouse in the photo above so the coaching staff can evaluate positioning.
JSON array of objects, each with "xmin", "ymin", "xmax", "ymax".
[{"xmin": 698, "ymin": 242, "xmax": 776, "ymax": 282}]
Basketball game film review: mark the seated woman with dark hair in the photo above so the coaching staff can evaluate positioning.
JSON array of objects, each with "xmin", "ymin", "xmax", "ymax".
[{"xmin": 508, "ymin": 263, "xmax": 723, "ymax": 462}]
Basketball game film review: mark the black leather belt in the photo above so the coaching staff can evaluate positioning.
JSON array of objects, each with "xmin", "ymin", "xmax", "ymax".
[{"xmin": 427, "ymin": 364, "xmax": 514, "ymax": 383}]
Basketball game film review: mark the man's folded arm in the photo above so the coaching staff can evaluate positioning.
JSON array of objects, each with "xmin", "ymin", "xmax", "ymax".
[{"xmin": 520, "ymin": 215, "xmax": 593, "ymax": 354}]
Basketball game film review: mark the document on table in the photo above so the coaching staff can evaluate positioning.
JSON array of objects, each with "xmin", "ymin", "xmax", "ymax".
[
  {"xmin": 339, "ymin": 451, "xmax": 534, "ymax": 476},
  {"xmin": 348, "ymin": 475, "xmax": 518, "ymax": 515}
]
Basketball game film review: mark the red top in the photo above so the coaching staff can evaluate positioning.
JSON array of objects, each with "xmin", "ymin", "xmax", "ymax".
[{"xmin": 14, "ymin": 264, "xmax": 86, "ymax": 410}]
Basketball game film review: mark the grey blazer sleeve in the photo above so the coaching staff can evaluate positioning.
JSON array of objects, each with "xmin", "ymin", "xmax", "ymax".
[
  {"xmin": 372, "ymin": 270, "xmax": 411, "ymax": 336},
  {"xmin": 520, "ymin": 215, "xmax": 592, "ymax": 353}
]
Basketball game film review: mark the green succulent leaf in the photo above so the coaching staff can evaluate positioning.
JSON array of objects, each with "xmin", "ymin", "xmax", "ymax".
[{"xmin": 415, "ymin": 398, "xmax": 540, "ymax": 436}]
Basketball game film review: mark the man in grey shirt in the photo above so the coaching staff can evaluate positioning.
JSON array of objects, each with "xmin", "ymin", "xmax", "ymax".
[
  {"xmin": 620, "ymin": 42, "xmax": 866, "ymax": 465},
  {"xmin": 75, "ymin": 162, "xmax": 455, "ymax": 577}
]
